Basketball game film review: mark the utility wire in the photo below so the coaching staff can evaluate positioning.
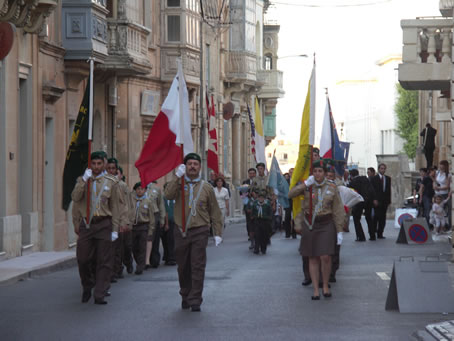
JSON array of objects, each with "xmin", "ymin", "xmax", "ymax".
[{"xmin": 271, "ymin": 0, "xmax": 392, "ymax": 8}]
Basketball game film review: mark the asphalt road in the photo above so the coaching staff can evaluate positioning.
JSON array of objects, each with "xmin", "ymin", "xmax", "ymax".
[{"xmin": 0, "ymin": 219, "xmax": 452, "ymax": 341}]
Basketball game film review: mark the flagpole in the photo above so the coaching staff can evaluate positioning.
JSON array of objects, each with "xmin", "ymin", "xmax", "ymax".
[
  {"xmin": 177, "ymin": 59, "xmax": 186, "ymax": 237},
  {"xmin": 86, "ymin": 58, "xmax": 94, "ymax": 225}
]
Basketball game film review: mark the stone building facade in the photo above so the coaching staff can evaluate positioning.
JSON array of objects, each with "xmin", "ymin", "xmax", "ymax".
[{"xmin": 0, "ymin": 0, "xmax": 283, "ymax": 260}]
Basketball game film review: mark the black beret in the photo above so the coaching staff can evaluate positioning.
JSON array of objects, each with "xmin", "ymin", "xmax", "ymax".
[
  {"xmin": 133, "ymin": 182, "xmax": 142, "ymax": 190},
  {"xmin": 91, "ymin": 151, "xmax": 104, "ymax": 160},
  {"xmin": 183, "ymin": 153, "xmax": 201, "ymax": 164}
]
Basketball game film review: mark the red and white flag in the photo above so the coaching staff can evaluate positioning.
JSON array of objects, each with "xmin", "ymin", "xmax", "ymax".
[
  {"xmin": 206, "ymin": 94, "xmax": 219, "ymax": 174},
  {"xmin": 319, "ymin": 96, "xmax": 334, "ymax": 159},
  {"xmin": 135, "ymin": 61, "xmax": 193, "ymax": 185}
]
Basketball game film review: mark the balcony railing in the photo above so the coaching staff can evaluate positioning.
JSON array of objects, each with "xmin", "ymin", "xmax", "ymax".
[
  {"xmin": 224, "ymin": 51, "xmax": 257, "ymax": 83},
  {"xmin": 105, "ymin": 20, "xmax": 151, "ymax": 74},
  {"xmin": 257, "ymin": 69, "xmax": 284, "ymax": 99},
  {"xmin": 399, "ymin": 17, "xmax": 454, "ymax": 90}
]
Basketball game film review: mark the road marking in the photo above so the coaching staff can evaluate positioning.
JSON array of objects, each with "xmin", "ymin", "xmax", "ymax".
[{"xmin": 376, "ymin": 272, "xmax": 390, "ymax": 281}]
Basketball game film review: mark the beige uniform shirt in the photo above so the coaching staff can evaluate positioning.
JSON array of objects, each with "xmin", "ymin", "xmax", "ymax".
[
  {"xmin": 164, "ymin": 177, "xmax": 223, "ymax": 237},
  {"xmin": 251, "ymin": 175, "xmax": 273, "ymax": 198},
  {"xmin": 147, "ymin": 183, "xmax": 166, "ymax": 226},
  {"xmin": 130, "ymin": 195, "xmax": 156, "ymax": 236},
  {"xmin": 71, "ymin": 173, "xmax": 125, "ymax": 232},
  {"xmin": 119, "ymin": 180, "xmax": 133, "ymax": 227},
  {"xmin": 288, "ymin": 180, "xmax": 345, "ymax": 233}
]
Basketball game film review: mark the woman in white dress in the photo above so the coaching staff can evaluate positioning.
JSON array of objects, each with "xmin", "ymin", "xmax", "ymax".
[
  {"xmin": 214, "ymin": 175, "xmax": 230, "ymax": 228},
  {"xmin": 434, "ymin": 160, "xmax": 452, "ymax": 230}
]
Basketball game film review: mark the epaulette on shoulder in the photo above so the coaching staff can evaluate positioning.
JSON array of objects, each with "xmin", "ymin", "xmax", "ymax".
[{"xmin": 105, "ymin": 174, "xmax": 119, "ymax": 183}]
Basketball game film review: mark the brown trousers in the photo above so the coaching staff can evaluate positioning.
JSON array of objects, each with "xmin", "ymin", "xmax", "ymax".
[
  {"xmin": 76, "ymin": 217, "xmax": 112, "ymax": 300},
  {"xmin": 174, "ymin": 225, "xmax": 209, "ymax": 306},
  {"xmin": 132, "ymin": 224, "xmax": 148, "ymax": 272}
]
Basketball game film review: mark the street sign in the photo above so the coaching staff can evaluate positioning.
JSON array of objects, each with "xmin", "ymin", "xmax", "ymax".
[
  {"xmin": 396, "ymin": 217, "xmax": 433, "ymax": 245},
  {"xmin": 394, "ymin": 208, "xmax": 417, "ymax": 228}
]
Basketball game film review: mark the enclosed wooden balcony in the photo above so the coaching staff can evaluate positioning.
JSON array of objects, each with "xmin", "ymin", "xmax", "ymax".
[{"xmin": 257, "ymin": 69, "xmax": 284, "ymax": 99}]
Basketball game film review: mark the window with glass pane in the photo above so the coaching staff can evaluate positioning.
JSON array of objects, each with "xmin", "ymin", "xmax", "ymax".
[
  {"xmin": 168, "ymin": 15, "xmax": 180, "ymax": 42},
  {"xmin": 168, "ymin": 0, "xmax": 180, "ymax": 7}
]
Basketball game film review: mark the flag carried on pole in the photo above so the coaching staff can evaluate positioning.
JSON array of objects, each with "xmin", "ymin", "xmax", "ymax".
[
  {"xmin": 290, "ymin": 64, "xmax": 316, "ymax": 217},
  {"xmin": 254, "ymin": 97, "xmax": 267, "ymax": 166},
  {"xmin": 62, "ymin": 77, "xmax": 91, "ymax": 210},
  {"xmin": 319, "ymin": 95, "xmax": 350, "ymax": 175},
  {"xmin": 135, "ymin": 62, "xmax": 193, "ymax": 185},
  {"xmin": 247, "ymin": 104, "xmax": 256, "ymax": 161},
  {"xmin": 206, "ymin": 93, "xmax": 219, "ymax": 174},
  {"xmin": 268, "ymin": 151, "xmax": 290, "ymax": 209}
]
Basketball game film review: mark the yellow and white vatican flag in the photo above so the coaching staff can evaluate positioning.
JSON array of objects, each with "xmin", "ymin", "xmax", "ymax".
[
  {"xmin": 254, "ymin": 97, "xmax": 267, "ymax": 167},
  {"xmin": 290, "ymin": 64, "xmax": 316, "ymax": 216}
]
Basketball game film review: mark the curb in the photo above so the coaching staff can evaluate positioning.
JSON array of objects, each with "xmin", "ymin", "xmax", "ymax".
[{"xmin": 0, "ymin": 254, "xmax": 77, "ymax": 286}]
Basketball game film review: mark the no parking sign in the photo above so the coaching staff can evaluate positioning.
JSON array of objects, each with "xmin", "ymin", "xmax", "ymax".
[
  {"xmin": 394, "ymin": 208, "xmax": 417, "ymax": 228},
  {"xmin": 396, "ymin": 218, "xmax": 433, "ymax": 245}
]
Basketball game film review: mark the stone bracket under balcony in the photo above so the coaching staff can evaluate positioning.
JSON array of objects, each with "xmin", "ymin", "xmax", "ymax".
[
  {"xmin": 0, "ymin": 0, "xmax": 58, "ymax": 34},
  {"xmin": 398, "ymin": 18, "xmax": 454, "ymax": 91},
  {"xmin": 62, "ymin": 0, "xmax": 109, "ymax": 61},
  {"xmin": 103, "ymin": 19, "xmax": 151, "ymax": 75}
]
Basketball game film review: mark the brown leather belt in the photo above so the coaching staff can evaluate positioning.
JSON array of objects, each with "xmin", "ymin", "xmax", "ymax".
[
  {"xmin": 305, "ymin": 214, "xmax": 333, "ymax": 224},
  {"xmin": 91, "ymin": 216, "xmax": 110, "ymax": 224}
]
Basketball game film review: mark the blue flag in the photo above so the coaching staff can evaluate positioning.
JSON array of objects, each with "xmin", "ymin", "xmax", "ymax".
[{"xmin": 268, "ymin": 154, "xmax": 290, "ymax": 209}]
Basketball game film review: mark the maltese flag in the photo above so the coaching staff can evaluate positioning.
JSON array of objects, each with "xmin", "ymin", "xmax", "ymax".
[
  {"xmin": 319, "ymin": 96, "xmax": 334, "ymax": 159},
  {"xmin": 135, "ymin": 61, "xmax": 193, "ymax": 185}
]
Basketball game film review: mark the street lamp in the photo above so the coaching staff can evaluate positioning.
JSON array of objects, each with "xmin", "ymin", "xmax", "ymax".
[{"xmin": 279, "ymin": 54, "xmax": 308, "ymax": 59}]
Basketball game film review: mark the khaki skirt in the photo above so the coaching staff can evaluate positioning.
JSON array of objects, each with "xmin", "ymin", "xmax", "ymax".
[{"xmin": 300, "ymin": 215, "xmax": 336, "ymax": 257}]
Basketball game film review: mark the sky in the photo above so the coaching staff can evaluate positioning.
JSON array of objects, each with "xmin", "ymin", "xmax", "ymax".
[{"xmin": 266, "ymin": 0, "xmax": 441, "ymax": 143}]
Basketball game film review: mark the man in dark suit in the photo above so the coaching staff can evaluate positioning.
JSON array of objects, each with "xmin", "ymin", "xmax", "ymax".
[
  {"xmin": 370, "ymin": 163, "xmax": 391, "ymax": 239},
  {"xmin": 420, "ymin": 123, "xmax": 437, "ymax": 168},
  {"xmin": 349, "ymin": 169, "xmax": 376, "ymax": 241}
]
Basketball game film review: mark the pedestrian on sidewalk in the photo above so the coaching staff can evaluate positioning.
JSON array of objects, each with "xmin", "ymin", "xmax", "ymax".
[
  {"xmin": 289, "ymin": 159, "xmax": 345, "ymax": 300},
  {"xmin": 430, "ymin": 193, "xmax": 451, "ymax": 234},
  {"xmin": 72, "ymin": 151, "xmax": 126, "ymax": 305},
  {"xmin": 214, "ymin": 174, "xmax": 230, "ymax": 229},
  {"xmin": 413, "ymin": 168, "xmax": 426, "ymax": 217},
  {"xmin": 164, "ymin": 153, "xmax": 223, "ymax": 312},
  {"xmin": 370, "ymin": 163, "xmax": 391, "ymax": 239},
  {"xmin": 434, "ymin": 160, "xmax": 452, "ymax": 230},
  {"xmin": 130, "ymin": 182, "xmax": 156, "ymax": 275},
  {"xmin": 251, "ymin": 190, "xmax": 273, "ymax": 255},
  {"xmin": 419, "ymin": 167, "xmax": 436, "ymax": 229}
]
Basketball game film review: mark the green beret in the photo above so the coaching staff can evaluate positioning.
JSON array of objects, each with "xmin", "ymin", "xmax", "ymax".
[
  {"xmin": 313, "ymin": 147, "xmax": 320, "ymax": 154},
  {"xmin": 91, "ymin": 151, "xmax": 105, "ymax": 160},
  {"xmin": 183, "ymin": 153, "xmax": 201, "ymax": 164},
  {"xmin": 133, "ymin": 182, "xmax": 142, "ymax": 190},
  {"xmin": 107, "ymin": 157, "xmax": 118, "ymax": 165},
  {"xmin": 312, "ymin": 159, "xmax": 327, "ymax": 171},
  {"xmin": 256, "ymin": 162, "xmax": 265, "ymax": 168},
  {"xmin": 95, "ymin": 150, "xmax": 108, "ymax": 159}
]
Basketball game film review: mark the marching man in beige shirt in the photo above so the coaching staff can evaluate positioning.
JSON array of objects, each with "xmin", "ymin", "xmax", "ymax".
[{"xmin": 164, "ymin": 153, "xmax": 223, "ymax": 312}]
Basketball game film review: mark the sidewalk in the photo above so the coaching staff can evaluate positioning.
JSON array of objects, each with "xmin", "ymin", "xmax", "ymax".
[
  {"xmin": 0, "ymin": 251, "xmax": 76, "ymax": 286},
  {"xmin": 415, "ymin": 320, "xmax": 454, "ymax": 340}
]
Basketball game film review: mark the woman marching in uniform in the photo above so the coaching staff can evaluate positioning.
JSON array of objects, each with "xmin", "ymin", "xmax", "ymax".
[{"xmin": 289, "ymin": 159, "xmax": 345, "ymax": 300}]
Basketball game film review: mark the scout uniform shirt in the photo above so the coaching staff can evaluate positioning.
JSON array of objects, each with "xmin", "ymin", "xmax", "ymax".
[
  {"xmin": 71, "ymin": 173, "xmax": 125, "ymax": 232},
  {"xmin": 119, "ymin": 180, "xmax": 133, "ymax": 227},
  {"xmin": 288, "ymin": 180, "xmax": 345, "ymax": 233},
  {"xmin": 147, "ymin": 183, "xmax": 166, "ymax": 226},
  {"xmin": 250, "ymin": 175, "xmax": 273, "ymax": 199},
  {"xmin": 130, "ymin": 194, "xmax": 157, "ymax": 236},
  {"xmin": 251, "ymin": 199, "xmax": 273, "ymax": 222},
  {"xmin": 164, "ymin": 177, "xmax": 223, "ymax": 237}
]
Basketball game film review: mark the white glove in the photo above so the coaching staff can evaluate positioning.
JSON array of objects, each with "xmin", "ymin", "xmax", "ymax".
[
  {"xmin": 304, "ymin": 175, "xmax": 315, "ymax": 187},
  {"xmin": 111, "ymin": 231, "xmax": 118, "ymax": 242},
  {"xmin": 337, "ymin": 232, "xmax": 343, "ymax": 245},
  {"xmin": 214, "ymin": 236, "xmax": 223, "ymax": 246},
  {"xmin": 175, "ymin": 164, "xmax": 186, "ymax": 178},
  {"xmin": 82, "ymin": 168, "xmax": 92, "ymax": 182}
]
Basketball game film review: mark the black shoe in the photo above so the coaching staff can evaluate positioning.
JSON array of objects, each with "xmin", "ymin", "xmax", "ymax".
[
  {"xmin": 292, "ymin": 235, "xmax": 297, "ymax": 239},
  {"xmin": 105, "ymin": 291, "xmax": 111, "ymax": 297},
  {"xmin": 181, "ymin": 301, "xmax": 190, "ymax": 310},
  {"xmin": 253, "ymin": 250, "xmax": 259, "ymax": 254},
  {"xmin": 117, "ymin": 273, "xmax": 124, "ymax": 279},
  {"xmin": 323, "ymin": 291, "xmax": 332, "ymax": 298},
  {"xmin": 135, "ymin": 270, "xmax": 143, "ymax": 275},
  {"xmin": 81, "ymin": 290, "xmax": 91, "ymax": 303},
  {"xmin": 165, "ymin": 261, "xmax": 176, "ymax": 266},
  {"xmin": 110, "ymin": 278, "xmax": 117, "ymax": 283},
  {"xmin": 191, "ymin": 305, "xmax": 201, "ymax": 312},
  {"xmin": 369, "ymin": 237, "xmax": 376, "ymax": 241},
  {"xmin": 329, "ymin": 276, "xmax": 336, "ymax": 283},
  {"xmin": 311, "ymin": 296, "xmax": 320, "ymax": 300},
  {"xmin": 356, "ymin": 238, "xmax": 366, "ymax": 242},
  {"xmin": 126, "ymin": 265, "xmax": 133, "ymax": 274},
  {"xmin": 145, "ymin": 265, "xmax": 152, "ymax": 270},
  {"xmin": 94, "ymin": 298, "xmax": 108, "ymax": 305},
  {"xmin": 302, "ymin": 279, "xmax": 312, "ymax": 286},
  {"xmin": 151, "ymin": 264, "xmax": 159, "ymax": 269},
  {"xmin": 377, "ymin": 236, "xmax": 386, "ymax": 239}
]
